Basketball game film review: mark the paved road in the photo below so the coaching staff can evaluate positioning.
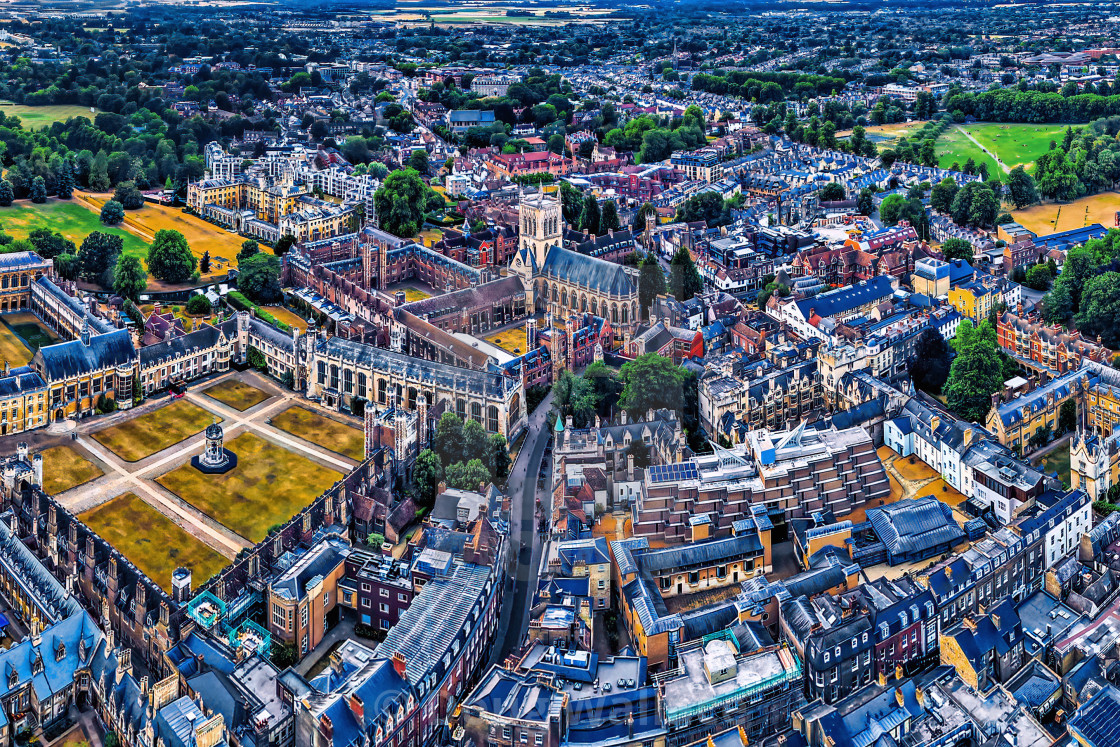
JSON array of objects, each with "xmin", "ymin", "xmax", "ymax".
[{"xmin": 491, "ymin": 389, "xmax": 554, "ymax": 666}]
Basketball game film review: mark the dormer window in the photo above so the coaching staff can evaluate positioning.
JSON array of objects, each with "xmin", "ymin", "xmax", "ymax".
[{"xmin": 55, "ymin": 643, "xmax": 65, "ymax": 662}]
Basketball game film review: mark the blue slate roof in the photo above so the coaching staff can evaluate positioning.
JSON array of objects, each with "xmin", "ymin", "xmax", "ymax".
[
  {"xmin": 1034, "ymin": 224, "xmax": 1108, "ymax": 252},
  {"xmin": 794, "ymin": 276, "xmax": 894, "ymax": 321},
  {"xmin": 1010, "ymin": 662, "xmax": 1061, "ymax": 710},
  {"xmin": 996, "ymin": 368, "xmax": 1081, "ymax": 427},
  {"xmin": 565, "ymin": 687, "xmax": 664, "ymax": 746}
]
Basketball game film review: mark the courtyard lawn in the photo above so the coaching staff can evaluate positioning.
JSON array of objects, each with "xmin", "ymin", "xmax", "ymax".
[
  {"xmin": 156, "ymin": 431, "xmax": 342, "ymax": 542},
  {"xmin": 77, "ymin": 193, "xmax": 245, "ymax": 276},
  {"xmin": 3, "ymin": 312, "xmax": 59, "ymax": 352},
  {"xmin": 79, "ymin": 492, "xmax": 228, "ymax": 590},
  {"xmin": 0, "ymin": 317, "xmax": 34, "ymax": 366},
  {"xmin": 402, "ymin": 288, "xmax": 431, "ymax": 302},
  {"xmin": 1036, "ymin": 447, "xmax": 1072, "ymax": 486},
  {"xmin": 0, "ymin": 199, "xmax": 148, "ymax": 259},
  {"xmin": 270, "ymin": 405, "xmax": 365, "ymax": 461},
  {"xmin": 1013, "ymin": 192, "xmax": 1120, "ymax": 235},
  {"xmin": 0, "ymin": 101, "xmax": 97, "ymax": 129},
  {"xmin": 484, "ymin": 327, "xmax": 528, "ymax": 355},
  {"xmin": 40, "ymin": 445, "xmax": 103, "ymax": 495},
  {"xmin": 92, "ymin": 399, "xmax": 216, "ymax": 462},
  {"xmin": 202, "ymin": 379, "xmax": 272, "ymax": 411}
]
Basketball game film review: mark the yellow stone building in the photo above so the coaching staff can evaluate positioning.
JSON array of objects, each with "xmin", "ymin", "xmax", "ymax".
[{"xmin": 948, "ymin": 280, "xmax": 997, "ymax": 323}]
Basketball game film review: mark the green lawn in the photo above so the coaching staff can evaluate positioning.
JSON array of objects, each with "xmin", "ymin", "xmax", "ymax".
[
  {"xmin": 92, "ymin": 399, "xmax": 216, "ymax": 462},
  {"xmin": 156, "ymin": 431, "xmax": 343, "ymax": 542},
  {"xmin": 964, "ymin": 123, "xmax": 1068, "ymax": 172},
  {"xmin": 0, "ymin": 101, "xmax": 97, "ymax": 129},
  {"xmin": 79, "ymin": 492, "xmax": 228, "ymax": 591},
  {"xmin": 936, "ymin": 123, "xmax": 1069, "ymax": 180},
  {"xmin": 1037, "ymin": 447, "xmax": 1072, "ymax": 487},
  {"xmin": 2, "ymin": 312, "xmax": 59, "ymax": 352},
  {"xmin": 0, "ymin": 199, "xmax": 148, "ymax": 259},
  {"xmin": 936, "ymin": 127, "xmax": 1002, "ymax": 179}
]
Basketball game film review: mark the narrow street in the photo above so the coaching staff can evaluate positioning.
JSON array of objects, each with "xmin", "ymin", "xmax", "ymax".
[{"xmin": 491, "ymin": 389, "xmax": 554, "ymax": 666}]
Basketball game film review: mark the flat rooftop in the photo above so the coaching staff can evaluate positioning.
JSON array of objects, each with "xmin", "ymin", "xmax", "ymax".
[{"xmin": 660, "ymin": 642, "xmax": 798, "ymax": 720}]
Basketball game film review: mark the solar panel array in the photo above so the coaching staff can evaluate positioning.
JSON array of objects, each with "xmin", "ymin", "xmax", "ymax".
[
  {"xmin": 648, "ymin": 462, "xmax": 699, "ymax": 484},
  {"xmin": 1072, "ymin": 689, "xmax": 1120, "ymax": 747}
]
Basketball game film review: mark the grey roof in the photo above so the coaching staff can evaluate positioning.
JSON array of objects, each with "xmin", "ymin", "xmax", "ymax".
[
  {"xmin": 270, "ymin": 539, "xmax": 350, "ymax": 602},
  {"xmin": 34, "ymin": 329, "xmax": 135, "ymax": 380},
  {"xmin": 139, "ymin": 320, "xmax": 236, "ymax": 365},
  {"xmin": 540, "ymin": 246, "xmax": 636, "ymax": 297},
  {"xmin": 316, "ymin": 336, "xmax": 518, "ymax": 398},
  {"xmin": 867, "ymin": 496, "xmax": 965, "ymax": 561},
  {"xmin": 376, "ymin": 559, "xmax": 494, "ymax": 684}
]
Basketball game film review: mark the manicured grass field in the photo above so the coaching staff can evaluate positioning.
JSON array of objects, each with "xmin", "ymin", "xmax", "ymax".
[
  {"xmin": 1037, "ymin": 447, "xmax": 1072, "ymax": 486},
  {"xmin": 92, "ymin": 399, "xmax": 216, "ymax": 462},
  {"xmin": 270, "ymin": 405, "xmax": 365, "ymax": 461},
  {"xmin": 963, "ymin": 123, "xmax": 1067, "ymax": 171},
  {"xmin": 0, "ymin": 101, "xmax": 97, "ymax": 129},
  {"xmin": 78, "ymin": 193, "xmax": 244, "ymax": 275},
  {"xmin": 4, "ymin": 312, "xmax": 60, "ymax": 352},
  {"xmin": 936, "ymin": 127, "xmax": 1002, "ymax": 178},
  {"xmin": 839, "ymin": 121, "xmax": 920, "ymax": 147},
  {"xmin": 0, "ymin": 199, "xmax": 149, "ymax": 259},
  {"xmin": 79, "ymin": 492, "xmax": 228, "ymax": 590},
  {"xmin": 936, "ymin": 123, "xmax": 1068, "ymax": 179},
  {"xmin": 40, "ymin": 445, "xmax": 103, "ymax": 495},
  {"xmin": 202, "ymin": 379, "xmax": 272, "ymax": 411},
  {"xmin": 1013, "ymin": 192, "xmax": 1120, "ymax": 235},
  {"xmin": 156, "ymin": 431, "xmax": 342, "ymax": 542}
]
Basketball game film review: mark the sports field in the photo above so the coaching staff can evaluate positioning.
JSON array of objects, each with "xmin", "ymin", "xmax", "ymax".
[
  {"xmin": 77, "ymin": 193, "xmax": 244, "ymax": 275},
  {"xmin": 839, "ymin": 121, "xmax": 920, "ymax": 147},
  {"xmin": 156, "ymin": 431, "xmax": 343, "ymax": 542},
  {"xmin": 79, "ymin": 492, "xmax": 228, "ymax": 590},
  {"xmin": 92, "ymin": 399, "xmax": 216, "ymax": 462},
  {"xmin": 0, "ymin": 101, "xmax": 97, "ymax": 129},
  {"xmin": 0, "ymin": 199, "xmax": 148, "ymax": 258},
  {"xmin": 937, "ymin": 123, "xmax": 1067, "ymax": 178},
  {"xmin": 1012, "ymin": 192, "xmax": 1120, "ymax": 235}
]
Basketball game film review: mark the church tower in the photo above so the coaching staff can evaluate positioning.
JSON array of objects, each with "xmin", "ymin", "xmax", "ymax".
[
  {"xmin": 510, "ymin": 190, "xmax": 562, "ymax": 311},
  {"xmin": 518, "ymin": 191, "xmax": 562, "ymax": 270}
]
